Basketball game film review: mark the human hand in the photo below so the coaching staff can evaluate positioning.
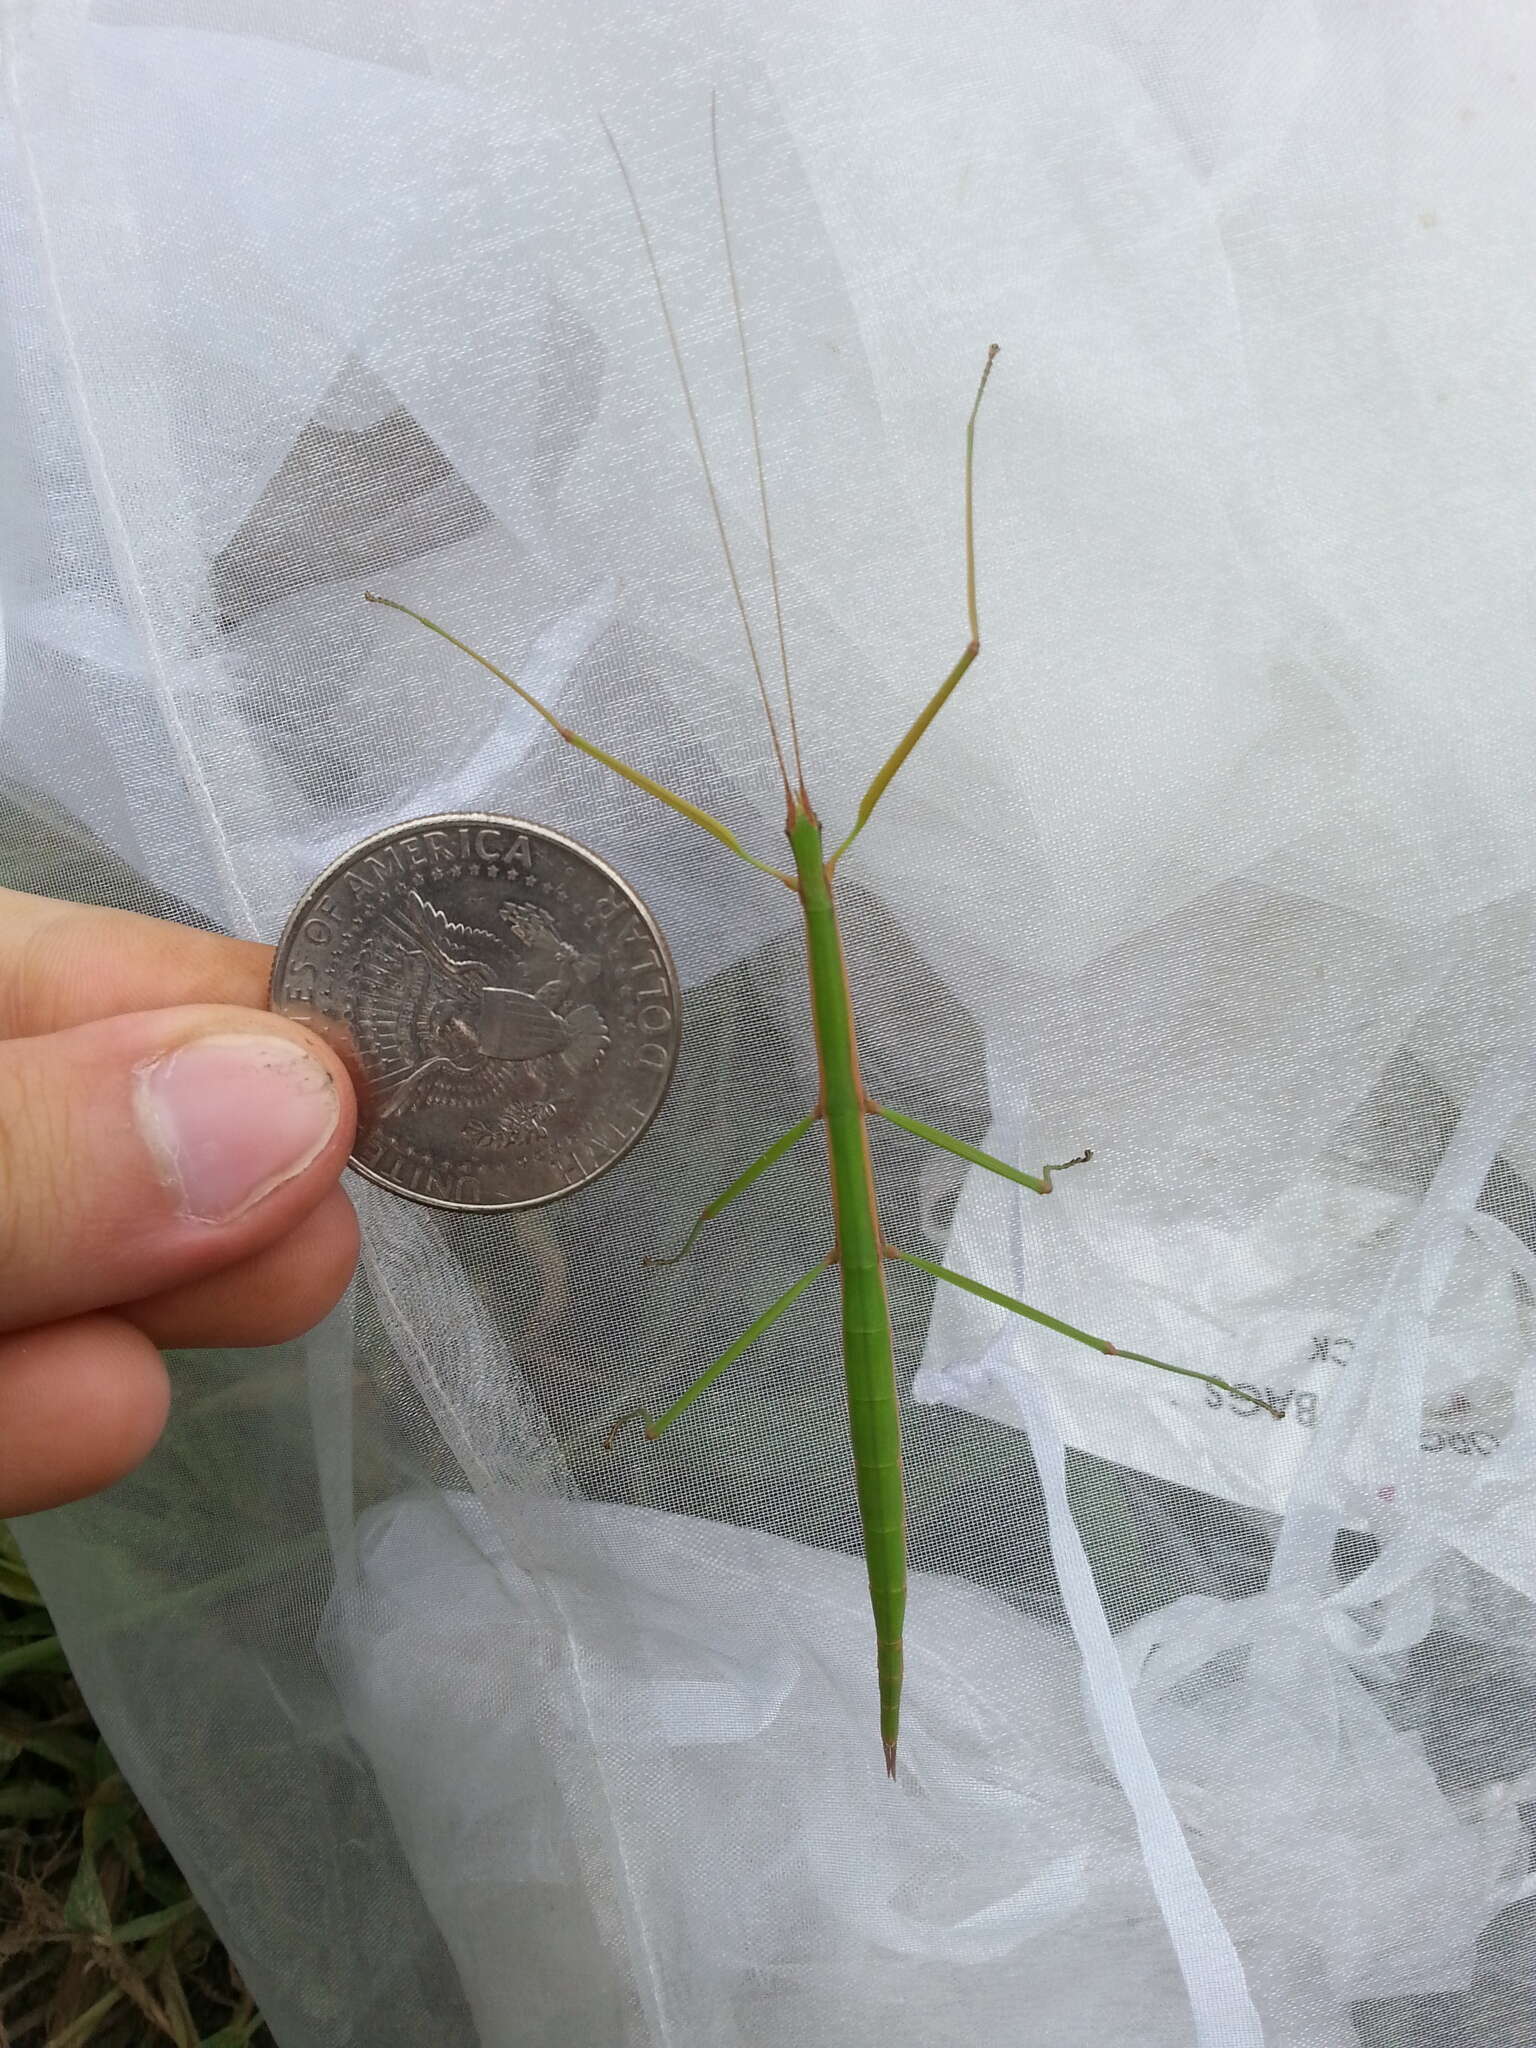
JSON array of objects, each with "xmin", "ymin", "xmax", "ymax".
[{"xmin": 0, "ymin": 886, "xmax": 360, "ymax": 1516}]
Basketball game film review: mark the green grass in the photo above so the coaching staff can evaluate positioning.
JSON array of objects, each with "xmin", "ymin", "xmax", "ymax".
[{"xmin": 0, "ymin": 1526, "xmax": 269, "ymax": 2048}]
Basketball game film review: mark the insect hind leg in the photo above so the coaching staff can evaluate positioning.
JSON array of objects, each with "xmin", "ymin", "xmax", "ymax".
[
  {"xmin": 605, "ymin": 1255, "xmax": 832, "ymax": 1447},
  {"xmin": 644, "ymin": 1111, "xmax": 819, "ymax": 1266}
]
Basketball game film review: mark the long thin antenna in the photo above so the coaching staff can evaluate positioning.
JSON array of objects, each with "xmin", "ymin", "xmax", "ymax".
[
  {"xmin": 709, "ymin": 92, "xmax": 805, "ymax": 796},
  {"xmin": 600, "ymin": 116, "xmax": 794, "ymax": 803},
  {"xmin": 965, "ymin": 343, "xmax": 997, "ymax": 646}
]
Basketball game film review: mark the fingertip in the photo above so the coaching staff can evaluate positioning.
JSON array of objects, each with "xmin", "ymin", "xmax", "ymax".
[
  {"xmin": 0, "ymin": 1004, "xmax": 359, "ymax": 1334},
  {"xmin": 132, "ymin": 1029, "xmax": 347, "ymax": 1225}
]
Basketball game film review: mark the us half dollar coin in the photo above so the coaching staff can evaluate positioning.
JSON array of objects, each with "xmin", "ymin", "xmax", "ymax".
[{"xmin": 269, "ymin": 813, "xmax": 681, "ymax": 1210}]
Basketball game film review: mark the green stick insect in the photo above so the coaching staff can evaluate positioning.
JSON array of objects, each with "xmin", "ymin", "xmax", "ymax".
[{"xmin": 366, "ymin": 107, "xmax": 1268, "ymax": 1777}]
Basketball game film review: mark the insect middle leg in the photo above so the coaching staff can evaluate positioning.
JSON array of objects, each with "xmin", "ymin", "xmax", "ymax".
[{"xmin": 866, "ymin": 1099, "xmax": 1089, "ymax": 1197}]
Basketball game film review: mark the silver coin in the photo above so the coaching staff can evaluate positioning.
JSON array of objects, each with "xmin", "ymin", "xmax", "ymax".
[{"xmin": 269, "ymin": 813, "xmax": 681, "ymax": 1210}]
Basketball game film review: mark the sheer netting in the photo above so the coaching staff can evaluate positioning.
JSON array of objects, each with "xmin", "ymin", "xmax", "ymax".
[{"xmin": 3, "ymin": 5, "xmax": 1535, "ymax": 2044}]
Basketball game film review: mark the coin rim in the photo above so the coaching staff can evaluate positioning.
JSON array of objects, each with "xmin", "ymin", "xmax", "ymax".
[{"xmin": 268, "ymin": 811, "xmax": 683, "ymax": 1212}]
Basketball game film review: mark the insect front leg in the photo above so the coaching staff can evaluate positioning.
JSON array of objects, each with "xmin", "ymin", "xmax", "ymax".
[{"xmin": 830, "ymin": 346, "xmax": 999, "ymax": 868}]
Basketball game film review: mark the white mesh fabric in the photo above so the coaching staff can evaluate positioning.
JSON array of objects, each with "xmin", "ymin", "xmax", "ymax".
[{"xmin": 4, "ymin": 4, "xmax": 1535, "ymax": 2044}]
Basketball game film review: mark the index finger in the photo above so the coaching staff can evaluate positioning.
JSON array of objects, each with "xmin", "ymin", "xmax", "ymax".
[{"xmin": 0, "ymin": 887, "xmax": 274, "ymax": 1039}]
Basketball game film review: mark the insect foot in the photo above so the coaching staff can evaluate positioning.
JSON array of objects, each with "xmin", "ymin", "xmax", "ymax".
[
  {"xmin": 602, "ymin": 1411, "xmax": 655, "ymax": 1452},
  {"xmin": 1040, "ymin": 1146, "xmax": 1093, "ymax": 1192}
]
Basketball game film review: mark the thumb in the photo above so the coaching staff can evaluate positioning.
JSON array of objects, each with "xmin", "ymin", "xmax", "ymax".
[{"xmin": 0, "ymin": 1005, "xmax": 356, "ymax": 1334}]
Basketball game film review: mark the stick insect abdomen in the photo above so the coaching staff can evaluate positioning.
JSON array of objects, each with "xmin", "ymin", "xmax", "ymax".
[{"xmin": 789, "ymin": 804, "xmax": 907, "ymax": 1776}]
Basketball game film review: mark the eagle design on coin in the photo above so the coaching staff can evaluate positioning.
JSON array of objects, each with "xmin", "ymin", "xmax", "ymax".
[{"xmin": 364, "ymin": 889, "xmax": 609, "ymax": 1140}]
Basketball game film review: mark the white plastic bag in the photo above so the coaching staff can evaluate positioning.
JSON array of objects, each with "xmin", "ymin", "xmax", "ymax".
[{"xmin": 6, "ymin": 5, "xmax": 1535, "ymax": 2042}]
